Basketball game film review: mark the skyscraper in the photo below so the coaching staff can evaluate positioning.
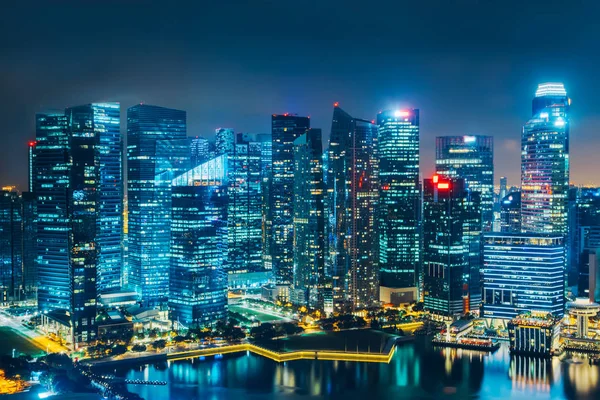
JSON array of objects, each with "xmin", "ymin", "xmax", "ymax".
[
  {"xmin": 483, "ymin": 233, "xmax": 565, "ymax": 319},
  {"xmin": 500, "ymin": 191, "xmax": 521, "ymax": 233},
  {"xmin": 271, "ymin": 114, "xmax": 310, "ymax": 289},
  {"xmin": 574, "ymin": 188, "xmax": 600, "ymax": 300},
  {"xmin": 227, "ymin": 133, "xmax": 264, "ymax": 275},
  {"xmin": 127, "ymin": 104, "xmax": 189, "ymax": 306},
  {"xmin": 423, "ymin": 176, "xmax": 482, "ymax": 316},
  {"xmin": 326, "ymin": 105, "xmax": 379, "ymax": 310},
  {"xmin": 215, "ymin": 128, "xmax": 235, "ymax": 156},
  {"xmin": 169, "ymin": 156, "xmax": 228, "ymax": 328},
  {"xmin": 67, "ymin": 103, "xmax": 123, "ymax": 293},
  {"xmin": 189, "ymin": 136, "xmax": 210, "ymax": 167},
  {"xmin": 499, "ymin": 176, "xmax": 508, "ymax": 201},
  {"xmin": 0, "ymin": 188, "xmax": 22, "ymax": 302},
  {"xmin": 436, "ymin": 135, "xmax": 494, "ymax": 232},
  {"xmin": 292, "ymin": 128, "xmax": 325, "ymax": 308},
  {"xmin": 521, "ymin": 83, "xmax": 570, "ymax": 235},
  {"xmin": 377, "ymin": 109, "xmax": 421, "ymax": 293},
  {"xmin": 21, "ymin": 191, "xmax": 36, "ymax": 295}
]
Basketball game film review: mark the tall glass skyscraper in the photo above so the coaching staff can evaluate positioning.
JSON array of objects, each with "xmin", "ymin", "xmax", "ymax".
[
  {"xmin": 215, "ymin": 128, "xmax": 235, "ymax": 156},
  {"xmin": 436, "ymin": 135, "xmax": 494, "ymax": 232},
  {"xmin": 327, "ymin": 105, "xmax": 379, "ymax": 310},
  {"xmin": 169, "ymin": 156, "xmax": 228, "ymax": 328},
  {"xmin": 271, "ymin": 114, "xmax": 310, "ymax": 288},
  {"xmin": 377, "ymin": 109, "xmax": 420, "ymax": 290},
  {"xmin": 127, "ymin": 104, "xmax": 189, "ymax": 306},
  {"xmin": 423, "ymin": 176, "xmax": 482, "ymax": 316},
  {"xmin": 0, "ymin": 188, "xmax": 22, "ymax": 302},
  {"xmin": 500, "ymin": 191, "xmax": 521, "ymax": 233},
  {"xmin": 67, "ymin": 103, "xmax": 123, "ymax": 293},
  {"xmin": 189, "ymin": 136, "xmax": 210, "ymax": 167},
  {"xmin": 483, "ymin": 233, "xmax": 565, "ymax": 319},
  {"xmin": 521, "ymin": 83, "xmax": 570, "ymax": 235},
  {"xmin": 292, "ymin": 128, "xmax": 325, "ymax": 308}
]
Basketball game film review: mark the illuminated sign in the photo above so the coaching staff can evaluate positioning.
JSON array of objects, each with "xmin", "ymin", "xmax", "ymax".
[
  {"xmin": 394, "ymin": 110, "xmax": 410, "ymax": 118},
  {"xmin": 463, "ymin": 136, "xmax": 476, "ymax": 143}
]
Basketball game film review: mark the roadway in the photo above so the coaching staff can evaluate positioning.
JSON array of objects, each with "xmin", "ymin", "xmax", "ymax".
[{"xmin": 0, "ymin": 311, "xmax": 68, "ymax": 354}]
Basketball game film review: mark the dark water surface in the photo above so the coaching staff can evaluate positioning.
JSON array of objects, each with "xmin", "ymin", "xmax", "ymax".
[{"xmin": 107, "ymin": 339, "xmax": 600, "ymax": 400}]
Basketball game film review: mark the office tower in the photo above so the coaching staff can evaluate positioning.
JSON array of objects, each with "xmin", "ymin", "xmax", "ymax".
[
  {"xmin": 377, "ymin": 109, "xmax": 420, "ymax": 295},
  {"xmin": 227, "ymin": 133, "xmax": 264, "ymax": 275},
  {"xmin": 271, "ymin": 114, "xmax": 311, "ymax": 290},
  {"xmin": 169, "ymin": 156, "xmax": 228, "ymax": 328},
  {"xmin": 35, "ymin": 112, "xmax": 72, "ymax": 315},
  {"xmin": 215, "ymin": 128, "xmax": 235, "ymax": 156},
  {"xmin": 482, "ymin": 233, "xmax": 565, "ymax": 319},
  {"xmin": 574, "ymin": 188, "xmax": 600, "ymax": 299},
  {"xmin": 499, "ymin": 177, "xmax": 508, "ymax": 201},
  {"xmin": 436, "ymin": 135, "xmax": 494, "ymax": 232},
  {"xmin": 0, "ymin": 188, "xmax": 22, "ymax": 302},
  {"xmin": 127, "ymin": 104, "xmax": 189, "ymax": 306},
  {"xmin": 67, "ymin": 103, "xmax": 123, "ymax": 294},
  {"xmin": 423, "ymin": 176, "xmax": 482, "ymax": 316},
  {"xmin": 256, "ymin": 134, "xmax": 273, "ymax": 273},
  {"xmin": 327, "ymin": 105, "xmax": 379, "ymax": 310},
  {"xmin": 21, "ymin": 191, "xmax": 36, "ymax": 295},
  {"xmin": 189, "ymin": 136, "xmax": 210, "ymax": 167},
  {"xmin": 292, "ymin": 128, "xmax": 325, "ymax": 308},
  {"xmin": 521, "ymin": 83, "xmax": 570, "ymax": 235},
  {"xmin": 500, "ymin": 191, "xmax": 521, "ymax": 233},
  {"xmin": 28, "ymin": 141, "xmax": 36, "ymax": 192}
]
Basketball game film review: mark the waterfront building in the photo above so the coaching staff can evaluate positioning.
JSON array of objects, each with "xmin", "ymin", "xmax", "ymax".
[
  {"xmin": 189, "ymin": 136, "xmax": 210, "ymax": 167},
  {"xmin": 327, "ymin": 105, "xmax": 379, "ymax": 310},
  {"xmin": 508, "ymin": 311, "xmax": 560, "ymax": 356},
  {"xmin": 292, "ymin": 128, "xmax": 325, "ymax": 308},
  {"xmin": 68, "ymin": 103, "xmax": 123, "ymax": 293},
  {"xmin": 521, "ymin": 83, "xmax": 570, "ymax": 235},
  {"xmin": 169, "ymin": 156, "xmax": 228, "ymax": 328},
  {"xmin": 0, "ymin": 188, "xmax": 22, "ymax": 302},
  {"xmin": 482, "ymin": 233, "xmax": 565, "ymax": 319},
  {"xmin": 423, "ymin": 176, "xmax": 482, "ymax": 316},
  {"xmin": 215, "ymin": 128, "xmax": 235, "ymax": 156},
  {"xmin": 227, "ymin": 133, "xmax": 265, "ymax": 275},
  {"xmin": 574, "ymin": 188, "xmax": 600, "ymax": 299},
  {"xmin": 377, "ymin": 109, "xmax": 420, "ymax": 296},
  {"xmin": 500, "ymin": 191, "xmax": 521, "ymax": 233},
  {"xmin": 566, "ymin": 298, "xmax": 600, "ymax": 339},
  {"xmin": 436, "ymin": 135, "xmax": 494, "ymax": 232},
  {"xmin": 271, "ymin": 114, "xmax": 310, "ymax": 290},
  {"xmin": 127, "ymin": 104, "xmax": 189, "ymax": 306}
]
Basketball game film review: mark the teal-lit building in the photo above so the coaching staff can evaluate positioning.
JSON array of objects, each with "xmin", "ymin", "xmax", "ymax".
[
  {"xmin": 521, "ymin": 83, "xmax": 570, "ymax": 235},
  {"xmin": 482, "ymin": 233, "xmax": 565, "ymax": 319},
  {"xmin": 436, "ymin": 135, "xmax": 493, "ymax": 232},
  {"xmin": 376, "ymin": 109, "xmax": 420, "ymax": 291},
  {"xmin": 0, "ymin": 189, "xmax": 22, "ymax": 302},
  {"xmin": 127, "ymin": 104, "xmax": 189, "ymax": 306},
  {"xmin": 327, "ymin": 105, "xmax": 379, "ymax": 310},
  {"xmin": 423, "ymin": 176, "xmax": 482, "ymax": 316},
  {"xmin": 292, "ymin": 128, "xmax": 325, "ymax": 308},
  {"xmin": 169, "ymin": 156, "xmax": 228, "ymax": 328},
  {"xmin": 271, "ymin": 114, "xmax": 310, "ymax": 289}
]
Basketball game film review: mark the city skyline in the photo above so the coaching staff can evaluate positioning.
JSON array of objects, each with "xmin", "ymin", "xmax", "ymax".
[{"xmin": 3, "ymin": 2, "xmax": 600, "ymax": 190}]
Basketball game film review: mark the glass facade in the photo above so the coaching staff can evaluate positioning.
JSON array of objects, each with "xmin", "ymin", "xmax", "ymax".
[
  {"xmin": 482, "ymin": 233, "xmax": 565, "ymax": 319},
  {"xmin": 21, "ymin": 191, "xmax": 37, "ymax": 295},
  {"xmin": 521, "ymin": 83, "xmax": 570, "ymax": 235},
  {"xmin": 271, "ymin": 114, "xmax": 310, "ymax": 288},
  {"xmin": 0, "ymin": 189, "xmax": 22, "ymax": 302},
  {"xmin": 377, "ymin": 109, "xmax": 421, "ymax": 289},
  {"xmin": 127, "ymin": 104, "xmax": 189, "ymax": 306},
  {"xmin": 215, "ymin": 128, "xmax": 235, "ymax": 156},
  {"xmin": 423, "ymin": 176, "xmax": 482, "ymax": 316},
  {"xmin": 436, "ymin": 135, "xmax": 493, "ymax": 232},
  {"xmin": 500, "ymin": 191, "xmax": 521, "ymax": 233},
  {"xmin": 189, "ymin": 136, "xmax": 210, "ymax": 167},
  {"xmin": 574, "ymin": 188, "xmax": 600, "ymax": 299},
  {"xmin": 169, "ymin": 159, "xmax": 228, "ymax": 328},
  {"xmin": 326, "ymin": 105, "xmax": 379, "ymax": 310},
  {"xmin": 292, "ymin": 128, "xmax": 325, "ymax": 308}
]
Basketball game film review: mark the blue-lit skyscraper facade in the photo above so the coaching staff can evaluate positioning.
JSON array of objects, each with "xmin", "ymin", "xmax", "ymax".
[
  {"xmin": 35, "ymin": 112, "xmax": 71, "ymax": 314},
  {"xmin": 67, "ymin": 103, "xmax": 123, "ymax": 293},
  {"xmin": 436, "ymin": 135, "xmax": 494, "ymax": 232},
  {"xmin": 377, "ymin": 109, "xmax": 421, "ymax": 290},
  {"xmin": 482, "ymin": 233, "xmax": 565, "ymax": 319},
  {"xmin": 189, "ymin": 136, "xmax": 210, "ymax": 167},
  {"xmin": 293, "ymin": 128, "xmax": 325, "ymax": 308},
  {"xmin": 215, "ymin": 128, "xmax": 235, "ymax": 156},
  {"xmin": 521, "ymin": 83, "xmax": 570, "ymax": 235},
  {"xmin": 326, "ymin": 105, "xmax": 379, "ymax": 310},
  {"xmin": 500, "ymin": 191, "xmax": 521, "ymax": 233},
  {"xmin": 0, "ymin": 189, "xmax": 22, "ymax": 302},
  {"xmin": 271, "ymin": 114, "xmax": 310, "ymax": 288},
  {"xmin": 127, "ymin": 104, "xmax": 189, "ymax": 305},
  {"xmin": 169, "ymin": 158, "xmax": 228, "ymax": 328},
  {"xmin": 423, "ymin": 176, "xmax": 482, "ymax": 316}
]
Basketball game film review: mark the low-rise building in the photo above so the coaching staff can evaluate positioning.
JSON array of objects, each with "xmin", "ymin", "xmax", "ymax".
[{"xmin": 508, "ymin": 311, "xmax": 560, "ymax": 356}]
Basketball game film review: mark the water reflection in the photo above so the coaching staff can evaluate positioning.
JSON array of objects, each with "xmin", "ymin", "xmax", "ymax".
[{"xmin": 104, "ymin": 339, "xmax": 600, "ymax": 399}]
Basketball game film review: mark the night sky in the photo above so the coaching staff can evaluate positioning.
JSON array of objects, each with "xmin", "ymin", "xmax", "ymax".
[{"xmin": 2, "ymin": 0, "xmax": 599, "ymax": 191}]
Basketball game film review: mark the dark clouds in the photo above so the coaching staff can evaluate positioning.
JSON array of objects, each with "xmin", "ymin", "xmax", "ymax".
[{"xmin": 1, "ymin": 0, "xmax": 599, "ymax": 190}]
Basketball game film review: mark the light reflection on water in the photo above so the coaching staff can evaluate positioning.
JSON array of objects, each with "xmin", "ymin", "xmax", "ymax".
[{"xmin": 107, "ymin": 339, "xmax": 600, "ymax": 400}]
